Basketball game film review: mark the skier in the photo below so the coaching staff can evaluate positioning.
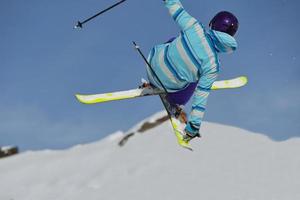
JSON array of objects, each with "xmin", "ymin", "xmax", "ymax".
[{"xmin": 145, "ymin": 0, "xmax": 239, "ymax": 142}]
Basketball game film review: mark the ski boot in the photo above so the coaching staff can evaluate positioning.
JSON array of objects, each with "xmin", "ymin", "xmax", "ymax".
[
  {"xmin": 182, "ymin": 130, "xmax": 201, "ymax": 143},
  {"xmin": 138, "ymin": 78, "xmax": 152, "ymax": 89}
]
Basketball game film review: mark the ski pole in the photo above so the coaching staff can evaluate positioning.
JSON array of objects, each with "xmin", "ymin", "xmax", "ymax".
[
  {"xmin": 132, "ymin": 41, "xmax": 169, "ymax": 94},
  {"xmin": 133, "ymin": 41, "xmax": 179, "ymax": 121},
  {"xmin": 74, "ymin": 0, "xmax": 127, "ymax": 29}
]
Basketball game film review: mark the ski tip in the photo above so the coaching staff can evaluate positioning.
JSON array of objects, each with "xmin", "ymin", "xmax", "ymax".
[
  {"xmin": 75, "ymin": 94, "xmax": 83, "ymax": 103},
  {"xmin": 183, "ymin": 145, "xmax": 193, "ymax": 151},
  {"xmin": 178, "ymin": 142, "xmax": 194, "ymax": 151},
  {"xmin": 240, "ymin": 76, "xmax": 248, "ymax": 84},
  {"xmin": 75, "ymin": 94, "xmax": 89, "ymax": 104}
]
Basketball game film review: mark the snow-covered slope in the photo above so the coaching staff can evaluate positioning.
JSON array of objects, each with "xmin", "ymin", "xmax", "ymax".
[{"xmin": 0, "ymin": 111, "xmax": 299, "ymax": 200}]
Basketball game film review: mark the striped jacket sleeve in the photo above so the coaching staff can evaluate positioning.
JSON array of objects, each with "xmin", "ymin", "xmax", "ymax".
[
  {"xmin": 164, "ymin": 0, "xmax": 198, "ymax": 31},
  {"xmin": 186, "ymin": 68, "xmax": 218, "ymax": 135}
]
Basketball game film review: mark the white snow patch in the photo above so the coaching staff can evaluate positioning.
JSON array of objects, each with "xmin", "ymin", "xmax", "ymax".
[
  {"xmin": 105, "ymin": 131, "xmax": 124, "ymax": 141},
  {"xmin": 0, "ymin": 111, "xmax": 300, "ymax": 200}
]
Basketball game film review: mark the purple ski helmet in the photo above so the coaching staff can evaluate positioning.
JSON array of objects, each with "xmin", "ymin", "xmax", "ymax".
[{"xmin": 209, "ymin": 11, "xmax": 239, "ymax": 36}]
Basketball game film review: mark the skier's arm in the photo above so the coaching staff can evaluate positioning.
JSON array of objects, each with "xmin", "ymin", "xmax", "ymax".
[
  {"xmin": 163, "ymin": 0, "xmax": 198, "ymax": 31},
  {"xmin": 185, "ymin": 69, "xmax": 218, "ymax": 135}
]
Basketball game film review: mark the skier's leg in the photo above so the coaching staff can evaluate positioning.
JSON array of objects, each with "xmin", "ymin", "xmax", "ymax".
[
  {"xmin": 166, "ymin": 82, "xmax": 197, "ymax": 106},
  {"xmin": 165, "ymin": 82, "xmax": 197, "ymax": 124}
]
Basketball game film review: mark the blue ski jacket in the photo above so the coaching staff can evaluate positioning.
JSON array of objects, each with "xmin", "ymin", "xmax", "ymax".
[{"xmin": 146, "ymin": 0, "xmax": 237, "ymax": 135}]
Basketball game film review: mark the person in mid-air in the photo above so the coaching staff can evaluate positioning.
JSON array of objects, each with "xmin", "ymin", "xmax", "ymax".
[{"xmin": 146, "ymin": 0, "xmax": 239, "ymax": 142}]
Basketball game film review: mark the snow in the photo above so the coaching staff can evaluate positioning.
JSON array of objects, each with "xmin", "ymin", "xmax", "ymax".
[
  {"xmin": 0, "ymin": 111, "xmax": 299, "ymax": 200},
  {"xmin": 1, "ymin": 146, "xmax": 14, "ymax": 152}
]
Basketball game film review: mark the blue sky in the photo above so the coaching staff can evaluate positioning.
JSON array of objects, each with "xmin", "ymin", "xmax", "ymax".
[{"xmin": 1, "ymin": 0, "xmax": 299, "ymax": 151}]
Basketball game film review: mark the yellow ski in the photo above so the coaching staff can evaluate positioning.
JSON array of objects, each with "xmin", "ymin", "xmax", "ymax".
[
  {"xmin": 75, "ymin": 76, "xmax": 248, "ymax": 104},
  {"xmin": 159, "ymin": 94, "xmax": 193, "ymax": 151}
]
